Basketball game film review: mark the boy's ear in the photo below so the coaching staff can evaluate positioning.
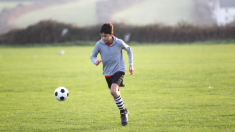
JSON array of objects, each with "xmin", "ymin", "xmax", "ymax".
[{"xmin": 111, "ymin": 33, "xmax": 113, "ymax": 36}]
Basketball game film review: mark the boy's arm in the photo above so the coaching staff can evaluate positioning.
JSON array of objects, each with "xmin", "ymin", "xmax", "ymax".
[
  {"xmin": 90, "ymin": 43, "xmax": 102, "ymax": 66},
  {"xmin": 121, "ymin": 40, "xmax": 134, "ymax": 75}
]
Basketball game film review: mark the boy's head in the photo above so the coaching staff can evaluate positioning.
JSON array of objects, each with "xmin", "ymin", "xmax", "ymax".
[
  {"xmin": 100, "ymin": 23, "xmax": 113, "ymax": 43},
  {"xmin": 100, "ymin": 22, "xmax": 113, "ymax": 35}
]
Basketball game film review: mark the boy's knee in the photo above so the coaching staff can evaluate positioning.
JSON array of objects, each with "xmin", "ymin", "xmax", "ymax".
[
  {"xmin": 110, "ymin": 90, "xmax": 117, "ymax": 96},
  {"xmin": 110, "ymin": 83, "xmax": 119, "ymax": 96}
]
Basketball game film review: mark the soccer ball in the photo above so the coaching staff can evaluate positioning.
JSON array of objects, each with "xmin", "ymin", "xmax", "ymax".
[{"xmin": 54, "ymin": 87, "xmax": 69, "ymax": 101}]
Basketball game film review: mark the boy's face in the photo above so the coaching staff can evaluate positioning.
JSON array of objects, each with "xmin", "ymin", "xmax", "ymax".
[{"xmin": 100, "ymin": 33, "xmax": 113, "ymax": 44}]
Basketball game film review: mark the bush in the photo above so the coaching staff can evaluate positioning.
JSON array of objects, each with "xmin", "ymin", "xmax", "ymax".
[{"xmin": 0, "ymin": 20, "xmax": 234, "ymax": 45}]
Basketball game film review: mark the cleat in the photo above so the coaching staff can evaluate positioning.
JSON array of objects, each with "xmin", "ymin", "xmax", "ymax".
[
  {"xmin": 121, "ymin": 109, "xmax": 129, "ymax": 126},
  {"xmin": 122, "ymin": 122, "xmax": 127, "ymax": 126}
]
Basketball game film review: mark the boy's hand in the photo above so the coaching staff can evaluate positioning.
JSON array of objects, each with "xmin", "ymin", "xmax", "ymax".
[
  {"xmin": 129, "ymin": 66, "xmax": 134, "ymax": 75},
  {"xmin": 95, "ymin": 60, "xmax": 103, "ymax": 66}
]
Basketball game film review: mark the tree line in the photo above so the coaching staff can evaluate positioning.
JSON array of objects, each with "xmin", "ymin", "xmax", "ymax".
[{"xmin": 0, "ymin": 20, "xmax": 234, "ymax": 45}]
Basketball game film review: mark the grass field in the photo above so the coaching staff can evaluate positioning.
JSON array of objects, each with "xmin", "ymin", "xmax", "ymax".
[{"xmin": 0, "ymin": 44, "xmax": 235, "ymax": 131}]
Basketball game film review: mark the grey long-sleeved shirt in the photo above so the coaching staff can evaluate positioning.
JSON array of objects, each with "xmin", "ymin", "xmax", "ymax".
[{"xmin": 90, "ymin": 36, "xmax": 133, "ymax": 76}]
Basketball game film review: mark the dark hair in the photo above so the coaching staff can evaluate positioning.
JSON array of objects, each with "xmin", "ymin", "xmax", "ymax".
[{"xmin": 100, "ymin": 22, "xmax": 113, "ymax": 34}]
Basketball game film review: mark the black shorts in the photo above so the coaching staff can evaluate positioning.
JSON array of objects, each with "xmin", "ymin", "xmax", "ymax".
[{"xmin": 105, "ymin": 72, "xmax": 125, "ymax": 89}]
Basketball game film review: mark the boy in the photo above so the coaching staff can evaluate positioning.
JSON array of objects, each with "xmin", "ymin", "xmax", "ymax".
[{"xmin": 90, "ymin": 23, "xmax": 134, "ymax": 126}]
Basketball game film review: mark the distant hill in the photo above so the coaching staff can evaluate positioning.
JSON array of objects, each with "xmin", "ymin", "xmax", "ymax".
[
  {"xmin": 112, "ymin": 0, "xmax": 194, "ymax": 25},
  {"xmin": 111, "ymin": 0, "xmax": 215, "ymax": 26},
  {"xmin": 0, "ymin": 0, "xmax": 215, "ymax": 34},
  {"xmin": 0, "ymin": 0, "xmax": 77, "ymax": 34},
  {"xmin": 13, "ymin": 0, "xmax": 99, "ymax": 28}
]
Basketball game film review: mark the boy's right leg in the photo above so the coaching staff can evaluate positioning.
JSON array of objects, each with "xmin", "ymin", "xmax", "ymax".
[
  {"xmin": 111, "ymin": 83, "xmax": 129, "ymax": 126},
  {"xmin": 110, "ymin": 83, "xmax": 120, "ymax": 98},
  {"xmin": 106, "ymin": 72, "xmax": 129, "ymax": 126}
]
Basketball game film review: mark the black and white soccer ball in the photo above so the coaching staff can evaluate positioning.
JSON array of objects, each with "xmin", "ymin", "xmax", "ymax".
[{"xmin": 54, "ymin": 87, "xmax": 69, "ymax": 101}]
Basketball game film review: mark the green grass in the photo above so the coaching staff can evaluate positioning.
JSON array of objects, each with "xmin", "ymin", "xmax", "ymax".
[
  {"xmin": 13, "ymin": 0, "xmax": 99, "ymax": 28},
  {"xmin": 112, "ymin": 0, "xmax": 194, "ymax": 25},
  {"xmin": 0, "ymin": 44, "xmax": 235, "ymax": 131}
]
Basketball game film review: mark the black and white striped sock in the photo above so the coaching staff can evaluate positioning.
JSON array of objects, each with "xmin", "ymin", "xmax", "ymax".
[{"xmin": 114, "ymin": 96, "xmax": 126, "ymax": 114}]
